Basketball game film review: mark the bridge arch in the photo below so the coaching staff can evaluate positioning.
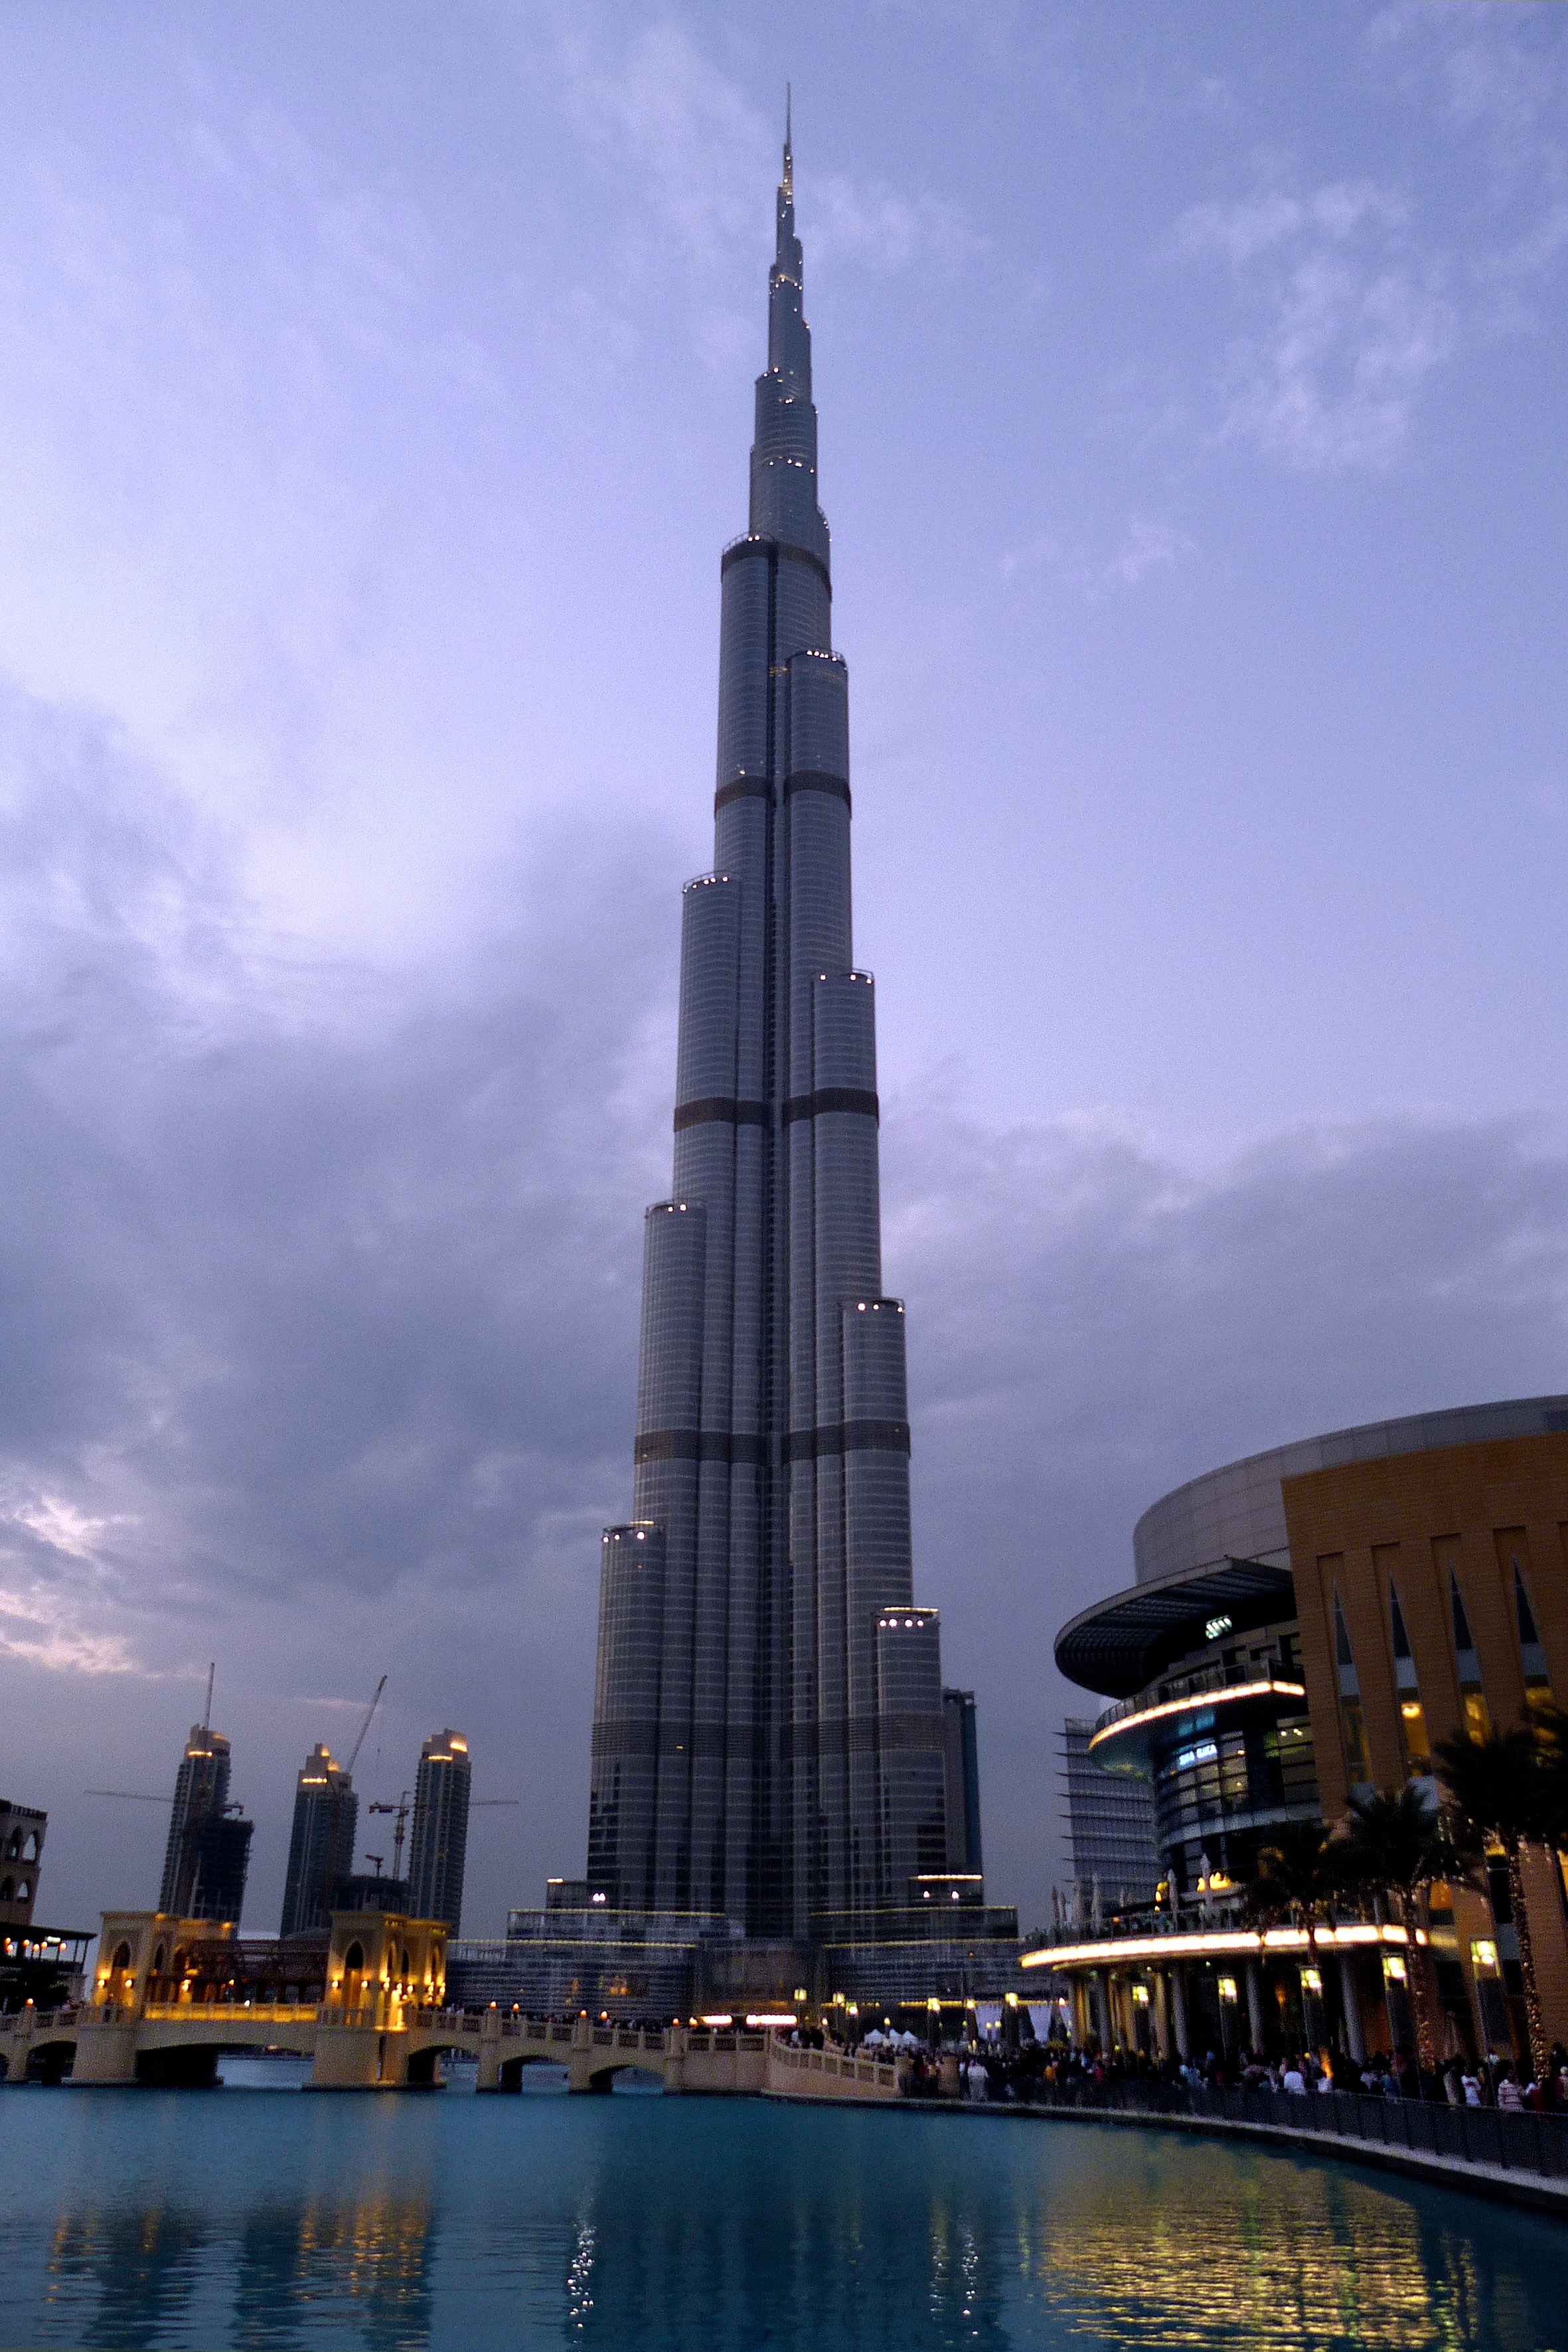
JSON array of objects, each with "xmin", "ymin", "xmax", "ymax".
[
  {"xmin": 497, "ymin": 2052, "xmax": 570, "ymax": 2092},
  {"xmin": 588, "ymin": 2061, "xmax": 665, "ymax": 2094},
  {"xmin": 23, "ymin": 2039, "xmax": 76, "ymax": 2085},
  {"xmin": 404, "ymin": 2041, "xmax": 473, "ymax": 2087}
]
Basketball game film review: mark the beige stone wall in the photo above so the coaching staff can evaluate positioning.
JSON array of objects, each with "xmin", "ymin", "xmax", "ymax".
[{"xmin": 1282, "ymin": 1433, "xmax": 1568, "ymax": 2049}]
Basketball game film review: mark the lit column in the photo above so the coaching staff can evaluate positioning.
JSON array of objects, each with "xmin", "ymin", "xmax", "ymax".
[
  {"xmin": 1339, "ymin": 1950, "xmax": 1366, "ymax": 2063},
  {"xmin": 1170, "ymin": 1964, "xmax": 1190, "ymax": 2061},
  {"xmin": 1245, "ymin": 1960, "xmax": 1265, "ymax": 2053},
  {"xmin": 1151, "ymin": 1971, "xmax": 1172, "ymax": 2061}
]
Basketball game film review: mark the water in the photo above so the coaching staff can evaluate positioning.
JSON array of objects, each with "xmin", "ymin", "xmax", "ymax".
[{"xmin": 0, "ymin": 2090, "xmax": 1561, "ymax": 2349}]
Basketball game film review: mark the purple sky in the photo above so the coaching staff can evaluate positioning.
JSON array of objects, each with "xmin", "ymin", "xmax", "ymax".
[{"xmin": 1, "ymin": 1, "xmax": 1565, "ymax": 1936}]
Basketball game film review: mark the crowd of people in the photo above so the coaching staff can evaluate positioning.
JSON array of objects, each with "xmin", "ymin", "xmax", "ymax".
[{"xmin": 848, "ymin": 2029, "xmax": 1568, "ymax": 2112}]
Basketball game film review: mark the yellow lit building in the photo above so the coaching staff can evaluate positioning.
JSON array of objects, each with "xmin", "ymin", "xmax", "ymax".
[{"xmin": 1036, "ymin": 1396, "xmax": 1568, "ymax": 2064}]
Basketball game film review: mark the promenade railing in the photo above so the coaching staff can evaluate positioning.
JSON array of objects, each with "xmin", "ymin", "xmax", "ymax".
[{"xmin": 1032, "ymin": 2077, "xmax": 1568, "ymax": 2182}]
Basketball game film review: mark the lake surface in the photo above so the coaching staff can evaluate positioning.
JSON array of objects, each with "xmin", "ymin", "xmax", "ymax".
[{"xmin": 0, "ymin": 2086, "xmax": 1562, "ymax": 2349}]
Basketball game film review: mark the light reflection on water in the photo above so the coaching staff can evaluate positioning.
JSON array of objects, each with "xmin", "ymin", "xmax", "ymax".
[{"xmin": 0, "ymin": 2094, "xmax": 1559, "ymax": 2349}]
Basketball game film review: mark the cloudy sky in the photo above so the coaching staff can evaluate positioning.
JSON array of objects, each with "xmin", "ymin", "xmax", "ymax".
[{"xmin": 2, "ymin": 1, "xmax": 1565, "ymax": 1936}]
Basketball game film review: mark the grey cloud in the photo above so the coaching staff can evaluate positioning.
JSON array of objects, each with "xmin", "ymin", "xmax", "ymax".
[
  {"xmin": 1177, "ymin": 180, "xmax": 1455, "ymax": 471},
  {"xmin": 886, "ymin": 1103, "xmax": 1568, "ymax": 1918},
  {"xmin": 0, "ymin": 684, "xmax": 670, "ymax": 1664},
  {"xmin": 5, "ymin": 684, "xmax": 1567, "ymax": 1930}
]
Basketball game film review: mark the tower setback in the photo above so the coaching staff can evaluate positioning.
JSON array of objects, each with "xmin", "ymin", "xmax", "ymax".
[{"xmin": 588, "ymin": 125, "xmax": 953, "ymax": 1940}]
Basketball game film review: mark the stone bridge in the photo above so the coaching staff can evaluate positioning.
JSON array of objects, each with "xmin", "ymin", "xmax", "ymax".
[
  {"xmin": 0, "ymin": 1903, "xmax": 905, "ymax": 2097},
  {"xmin": 0, "ymin": 2001, "xmax": 903, "ymax": 2096}
]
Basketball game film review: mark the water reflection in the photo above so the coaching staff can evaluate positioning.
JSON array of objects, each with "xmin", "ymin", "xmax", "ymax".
[
  {"xmin": 0, "ymin": 2094, "xmax": 1560, "ymax": 2350},
  {"xmin": 45, "ymin": 2205, "xmax": 208, "ymax": 2349},
  {"xmin": 231, "ymin": 2194, "xmax": 437, "ymax": 2350},
  {"xmin": 1033, "ymin": 2138, "xmax": 1507, "ymax": 2347}
]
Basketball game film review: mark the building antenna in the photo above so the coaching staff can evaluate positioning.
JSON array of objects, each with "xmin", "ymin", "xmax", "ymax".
[
  {"xmin": 786, "ymin": 81, "xmax": 791, "ymax": 150},
  {"xmin": 202, "ymin": 1662, "xmax": 215, "ymax": 1731}
]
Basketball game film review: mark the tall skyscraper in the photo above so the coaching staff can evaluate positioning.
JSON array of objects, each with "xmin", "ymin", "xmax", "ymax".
[
  {"xmin": 159, "ymin": 1721, "xmax": 252, "ymax": 1922},
  {"xmin": 408, "ymin": 1730, "xmax": 471, "ymax": 1931},
  {"xmin": 279, "ymin": 1745, "xmax": 358, "ymax": 1938},
  {"xmin": 588, "ymin": 123, "xmax": 956, "ymax": 1941}
]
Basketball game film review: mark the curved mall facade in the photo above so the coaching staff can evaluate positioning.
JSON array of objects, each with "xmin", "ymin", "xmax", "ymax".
[{"xmin": 1034, "ymin": 1396, "xmax": 1568, "ymax": 2063}]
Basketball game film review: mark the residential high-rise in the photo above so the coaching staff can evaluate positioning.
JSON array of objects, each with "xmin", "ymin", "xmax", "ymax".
[
  {"xmin": 588, "ymin": 121, "xmax": 957, "ymax": 1941},
  {"xmin": 279, "ymin": 1745, "xmax": 357, "ymax": 1938},
  {"xmin": 159, "ymin": 1721, "xmax": 252, "ymax": 1922},
  {"xmin": 408, "ymin": 1731, "xmax": 471, "ymax": 1932}
]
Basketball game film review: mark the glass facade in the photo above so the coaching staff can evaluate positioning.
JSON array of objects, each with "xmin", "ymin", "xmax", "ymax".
[
  {"xmin": 1058, "ymin": 1719, "xmax": 1159, "ymax": 1905},
  {"xmin": 1088, "ymin": 1618, "xmax": 1320, "ymax": 1895},
  {"xmin": 587, "ymin": 130, "xmax": 957, "ymax": 1940}
]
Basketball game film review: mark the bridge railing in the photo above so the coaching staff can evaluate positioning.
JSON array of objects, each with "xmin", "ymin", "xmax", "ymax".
[{"xmin": 767, "ymin": 2039, "xmax": 900, "ymax": 2092}]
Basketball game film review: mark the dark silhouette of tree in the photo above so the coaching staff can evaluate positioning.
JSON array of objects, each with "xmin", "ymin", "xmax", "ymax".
[
  {"xmin": 1433, "ymin": 1722, "xmax": 1551, "ymax": 2079},
  {"xmin": 1244, "ymin": 1820, "xmax": 1344, "ymax": 2051},
  {"xmin": 1335, "ymin": 1784, "xmax": 1468, "ymax": 2073}
]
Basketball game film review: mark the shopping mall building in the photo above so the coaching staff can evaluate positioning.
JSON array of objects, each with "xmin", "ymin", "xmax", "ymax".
[{"xmin": 1027, "ymin": 1395, "xmax": 1568, "ymax": 2065}]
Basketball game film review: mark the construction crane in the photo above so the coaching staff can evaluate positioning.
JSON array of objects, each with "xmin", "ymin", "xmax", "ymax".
[
  {"xmin": 346, "ymin": 1676, "xmax": 387, "ymax": 1776},
  {"xmin": 368, "ymin": 1789, "xmax": 519, "ymax": 1879},
  {"xmin": 368, "ymin": 1791, "xmax": 413, "ymax": 1879},
  {"xmin": 87, "ymin": 1661, "xmax": 220, "ymax": 1802}
]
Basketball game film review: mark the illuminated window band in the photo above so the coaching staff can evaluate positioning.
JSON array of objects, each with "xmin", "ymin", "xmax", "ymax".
[
  {"xmin": 1088, "ymin": 1678, "xmax": 1307, "ymax": 1755},
  {"xmin": 1021, "ymin": 1921, "xmax": 1411, "ymax": 1970}
]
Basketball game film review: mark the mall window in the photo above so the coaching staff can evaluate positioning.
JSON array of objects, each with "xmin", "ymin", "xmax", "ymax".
[
  {"xmin": 1447, "ymin": 1569, "xmax": 1490, "ymax": 1737},
  {"xmin": 1398, "ymin": 1695, "xmax": 1432, "ymax": 1776},
  {"xmin": 1332, "ymin": 1589, "xmax": 1370, "ymax": 1784},
  {"xmin": 1508, "ymin": 1556, "xmax": 1555, "ymax": 1716}
]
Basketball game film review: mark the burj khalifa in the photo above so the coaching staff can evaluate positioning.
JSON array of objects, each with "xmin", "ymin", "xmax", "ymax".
[{"xmin": 588, "ymin": 121, "xmax": 957, "ymax": 1942}]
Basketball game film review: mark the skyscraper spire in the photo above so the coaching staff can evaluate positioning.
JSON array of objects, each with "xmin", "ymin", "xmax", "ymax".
[
  {"xmin": 588, "ymin": 129, "xmax": 955, "ymax": 1943},
  {"xmin": 783, "ymin": 84, "xmax": 793, "ymax": 200}
]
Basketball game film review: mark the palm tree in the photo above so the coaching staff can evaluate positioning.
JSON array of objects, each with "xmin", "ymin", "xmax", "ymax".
[
  {"xmin": 1530, "ymin": 1701, "xmax": 1568, "ymax": 1856},
  {"xmin": 1244, "ymin": 1820, "xmax": 1344, "ymax": 2051},
  {"xmin": 1433, "ymin": 1722, "xmax": 1552, "ymax": 2080},
  {"xmin": 1335, "ymin": 1785, "xmax": 1468, "ymax": 2073}
]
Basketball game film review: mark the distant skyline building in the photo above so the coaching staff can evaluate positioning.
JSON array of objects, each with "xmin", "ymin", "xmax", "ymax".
[
  {"xmin": 279, "ymin": 1744, "xmax": 357, "ymax": 1939},
  {"xmin": 1058, "ymin": 1718, "xmax": 1160, "ymax": 1908},
  {"xmin": 408, "ymin": 1730, "xmax": 471, "ymax": 1933},
  {"xmin": 159, "ymin": 1721, "xmax": 252, "ymax": 1923},
  {"xmin": 587, "ymin": 122, "xmax": 963, "ymax": 1942}
]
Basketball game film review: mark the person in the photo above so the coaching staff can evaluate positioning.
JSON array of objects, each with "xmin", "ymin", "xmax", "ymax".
[
  {"xmin": 966, "ymin": 2055, "xmax": 988, "ymax": 2103},
  {"xmin": 1460, "ymin": 2067, "xmax": 1482, "ymax": 2106},
  {"xmin": 1281, "ymin": 2059, "xmax": 1308, "ymax": 2095},
  {"xmin": 1496, "ymin": 2067, "xmax": 1524, "ymax": 2112}
]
